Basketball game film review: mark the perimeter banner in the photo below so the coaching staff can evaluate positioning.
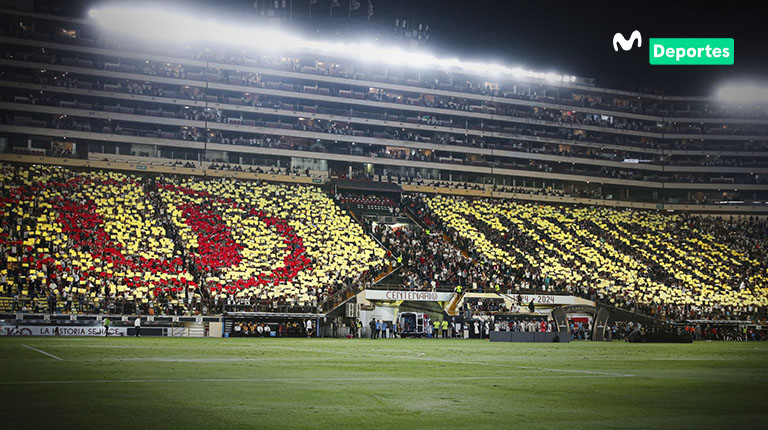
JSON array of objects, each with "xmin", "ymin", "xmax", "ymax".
[
  {"xmin": 365, "ymin": 290, "xmax": 454, "ymax": 302},
  {"xmin": 0, "ymin": 325, "xmax": 128, "ymax": 336},
  {"xmin": 511, "ymin": 294, "xmax": 576, "ymax": 305}
]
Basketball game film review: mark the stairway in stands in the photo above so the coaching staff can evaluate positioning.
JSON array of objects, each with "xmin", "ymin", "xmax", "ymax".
[
  {"xmin": 445, "ymin": 293, "xmax": 463, "ymax": 316},
  {"xmin": 342, "ymin": 201, "xmax": 399, "ymax": 276}
]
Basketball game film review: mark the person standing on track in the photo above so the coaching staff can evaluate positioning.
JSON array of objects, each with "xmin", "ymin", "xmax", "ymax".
[
  {"xmin": 134, "ymin": 317, "xmax": 141, "ymax": 337},
  {"xmin": 103, "ymin": 317, "xmax": 111, "ymax": 337}
]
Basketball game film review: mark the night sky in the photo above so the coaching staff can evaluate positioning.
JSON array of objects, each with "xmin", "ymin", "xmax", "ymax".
[{"xmin": 45, "ymin": 0, "xmax": 768, "ymax": 96}]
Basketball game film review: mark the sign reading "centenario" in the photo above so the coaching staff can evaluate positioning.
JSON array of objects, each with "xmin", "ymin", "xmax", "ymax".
[{"xmin": 365, "ymin": 290, "xmax": 455, "ymax": 302}]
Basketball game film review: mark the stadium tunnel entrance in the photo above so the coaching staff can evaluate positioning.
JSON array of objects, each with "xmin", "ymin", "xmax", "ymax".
[
  {"xmin": 551, "ymin": 305, "xmax": 610, "ymax": 341},
  {"xmin": 342, "ymin": 288, "xmax": 457, "ymax": 338}
]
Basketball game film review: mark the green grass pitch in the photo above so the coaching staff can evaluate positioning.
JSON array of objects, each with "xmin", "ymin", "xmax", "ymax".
[{"xmin": 1, "ymin": 337, "xmax": 767, "ymax": 429}]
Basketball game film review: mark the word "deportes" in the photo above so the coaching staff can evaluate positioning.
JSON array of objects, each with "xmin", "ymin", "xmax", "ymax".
[{"xmin": 649, "ymin": 38, "xmax": 733, "ymax": 65}]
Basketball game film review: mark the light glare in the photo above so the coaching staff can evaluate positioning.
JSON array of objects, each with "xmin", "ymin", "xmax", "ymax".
[
  {"xmin": 716, "ymin": 84, "xmax": 768, "ymax": 104},
  {"xmin": 88, "ymin": 4, "xmax": 574, "ymax": 83}
]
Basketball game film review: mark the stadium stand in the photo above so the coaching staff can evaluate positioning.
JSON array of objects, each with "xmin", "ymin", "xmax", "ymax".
[
  {"xmin": 412, "ymin": 193, "xmax": 767, "ymax": 320},
  {"xmin": 0, "ymin": 163, "xmax": 385, "ymax": 314},
  {"xmin": 1, "ymin": 6, "xmax": 768, "ymax": 210},
  {"xmin": 0, "ymin": 7, "xmax": 767, "ymax": 326},
  {"xmin": 9, "ymin": 158, "xmax": 763, "ymax": 323},
  {"xmin": 371, "ymin": 222, "xmax": 471, "ymax": 291}
]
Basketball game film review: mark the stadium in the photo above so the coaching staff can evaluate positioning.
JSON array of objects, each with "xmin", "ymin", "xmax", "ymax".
[{"xmin": 0, "ymin": 1, "xmax": 767, "ymax": 428}]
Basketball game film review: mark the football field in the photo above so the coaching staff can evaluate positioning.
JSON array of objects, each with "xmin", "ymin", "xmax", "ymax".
[{"xmin": 1, "ymin": 337, "xmax": 766, "ymax": 429}]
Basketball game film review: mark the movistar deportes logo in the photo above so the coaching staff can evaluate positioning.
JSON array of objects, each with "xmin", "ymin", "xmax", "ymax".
[
  {"xmin": 613, "ymin": 30, "xmax": 642, "ymax": 52},
  {"xmin": 649, "ymin": 38, "xmax": 733, "ymax": 65},
  {"xmin": 611, "ymin": 31, "xmax": 733, "ymax": 65}
]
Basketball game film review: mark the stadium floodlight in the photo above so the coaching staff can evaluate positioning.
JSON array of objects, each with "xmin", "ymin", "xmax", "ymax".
[
  {"xmin": 88, "ymin": 4, "xmax": 575, "ymax": 84},
  {"xmin": 716, "ymin": 83, "xmax": 768, "ymax": 104}
]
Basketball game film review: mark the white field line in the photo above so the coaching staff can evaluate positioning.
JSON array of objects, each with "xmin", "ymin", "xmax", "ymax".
[
  {"xmin": 112, "ymin": 357, "xmax": 335, "ymax": 363},
  {"xmin": 0, "ymin": 374, "xmax": 633, "ymax": 386},
  {"xmin": 11, "ymin": 341, "xmax": 635, "ymax": 377},
  {"xmin": 516, "ymin": 366, "xmax": 635, "ymax": 377},
  {"xmin": 21, "ymin": 344, "xmax": 63, "ymax": 361}
]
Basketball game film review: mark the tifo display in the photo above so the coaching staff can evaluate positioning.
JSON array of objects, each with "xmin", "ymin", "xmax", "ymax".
[
  {"xmin": 0, "ymin": 163, "xmax": 766, "ymax": 323},
  {"xmin": 0, "ymin": 164, "xmax": 385, "ymax": 314},
  {"xmin": 423, "ymin": 195, "xmax": 767, "ymax": 311}
]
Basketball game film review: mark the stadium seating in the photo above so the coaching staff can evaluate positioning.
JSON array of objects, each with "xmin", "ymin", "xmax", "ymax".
[
  {"xmin": 0, "ymin": 164, "xmax": 192, "ymax": 313},
  {"xmin": 1, "ymin": 158, "xmax": 767, "ymax": 321},
  {"xmin": 0, "ymin": 163, "xmax": 385, "ymax": 313},
  {"xmin": 155, "ymin": 176, "xmax": 386, "ymax": 306},
  {"xmin": 6, "ymin": 65, "xmax": 768, "ymax": 191},
  {"xmin": 415, "ymin": 194, "xmax": 768, "ymax": 317},
  {"xmin": 372, "ymin": 221, "xmax": 471, "ymax": 290}
]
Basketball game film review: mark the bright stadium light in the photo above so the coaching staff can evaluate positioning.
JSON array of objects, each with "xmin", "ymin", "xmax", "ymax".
[
  {"xmin": 716, "ymin": 83, "xmax": 768, "ymax": 104},
  {"xmin": 88, "ymin": 3, "xmax": 575, "ymax": 83}
]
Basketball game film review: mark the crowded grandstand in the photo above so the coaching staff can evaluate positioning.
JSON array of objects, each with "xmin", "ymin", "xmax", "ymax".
[{"xmin": 0, "ymin": 3, "xmax": 766, "ymax": 342}]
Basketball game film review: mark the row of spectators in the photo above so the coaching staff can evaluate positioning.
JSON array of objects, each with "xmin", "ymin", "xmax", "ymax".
[
  {"xmin": 7, "ymin": 108, "xmax": 765, "ymax": 186},
  {"xmin": 681, "ymin": 323, "xmax": 768, "ymax": 341},
  {"xmin": 207, "ymin": 163, "xmax": 314, "ymax": 177},
  {"xmin": 230, "ymin": 321, "xmax": 317, "ymax": 337},
  {"xmin": 492, "ymin": 319, "xmax": 556, "ymax": 333},
  {"xmin": 465, "ymin": 298, "xmax": 510, "ymax": 314},
  {"xmin": 89, "ymin": 158, "xmax": 322, "ymax": 180}
]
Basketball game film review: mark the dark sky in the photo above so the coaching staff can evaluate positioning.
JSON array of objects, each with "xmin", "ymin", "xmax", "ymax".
[{"xmin": 49, "ymin": 0, "xmax": 768, "ymax": 96}]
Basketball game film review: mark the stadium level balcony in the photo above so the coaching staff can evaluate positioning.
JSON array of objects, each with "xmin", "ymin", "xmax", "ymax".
[
  {"xmin": 3, "ymin": 98, "xmax": 768, "ymax": 187},
  {"xmin": 2, "ymin": 80, "xmax": 768, "ymax": 176},
  {"xmin": 2, "ymin": 35, "xmax": 767, "ymax": 141},
  {"xmin": 1, "ymin": 12, "xmax": 768, "ymax": 129},
  {"xmin": 3, "ymin": 7, "xmax": 766, "ymax": 126},
  {"xmin": 5, "ymin": 70, "xmax": 765, "ymax": 162},
  {"xmin": 2, "ymin": 33, "xmax": 768, "ymax": 145},
  {"xmin": 0, "ymin": 151, "xmax": 766, "ymax": 214},
  {"xmin": 3, "ymin": 117, "xmax": 768, "ymax": 195}
]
